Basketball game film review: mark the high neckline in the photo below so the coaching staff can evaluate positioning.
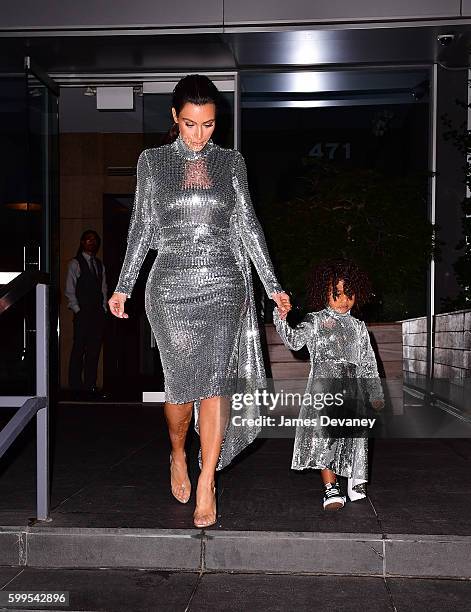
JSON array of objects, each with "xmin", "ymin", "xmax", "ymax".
[
  {"xmin": 173, "ymin": 133, "xmax": 214, "ymax": 160},
  {"xmin": 325, "ymin": 305, "xmax": 351, "ymax": 318}
]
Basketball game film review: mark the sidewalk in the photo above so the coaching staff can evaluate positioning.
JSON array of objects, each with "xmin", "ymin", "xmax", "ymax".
[
  {"xmin": 0, "ymin": 401, "xmax": 471, "ymax": 581},
  {"xmin": 1, "ymin": 402, "xmax": 470, "ymax": 533},
  {"xmin": 1, "ymin": 566, "xmax": 470, "ymax": 611}
]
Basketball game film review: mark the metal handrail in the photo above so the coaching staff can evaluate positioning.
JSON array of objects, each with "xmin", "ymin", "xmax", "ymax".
[
  {"xmin": 0, "ymin": 271, "xmax": 50, "ymax": 521},
  {"xmin": 0, "ymin": 270, "xmax": 49, "ymax": 315}
]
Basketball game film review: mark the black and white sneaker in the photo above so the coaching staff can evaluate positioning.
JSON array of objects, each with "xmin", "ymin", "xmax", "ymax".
[{"xmin": 323, "ymin": 481, "xmax": 346, "ymax": 511}]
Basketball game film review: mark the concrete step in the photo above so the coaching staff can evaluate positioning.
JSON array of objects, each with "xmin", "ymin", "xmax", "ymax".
[
  {"xmin": 270, "ymin": 359, "xmax": 403, "ymax": 379},
  {"xmin": 266, "ymin": 322, "xmax": 403, "ymax": 381},
  {"xmin": 267, "ymin": 343, "xmax": 402, "ymax": 364},
  {"xmin": 270, "ymin": 362, "xmax": 311, "ymax": 379},
  {"xmin": 1, "ymin": 525, "xmax": 470, "ymax": 579},
  {"xmin": 266, "ymin": 322, "xmax": 402, "ymax": 345},
  {"xmin": 367, "ymin": 325, "xmax": 402, "ymax": 345},
  {"xmin": 3, "ymin": 406, "xmax": 469, "ymax": 584},
  {"xmin": 268, "ymin": 344, "xmax": 308, "ymax": 362}
]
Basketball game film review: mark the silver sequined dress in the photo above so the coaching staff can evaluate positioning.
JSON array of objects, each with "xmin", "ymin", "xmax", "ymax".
[
  {"xmin": 273, "ymin": 305, "xmax": 383, "ymax": 500},
  {"xmin": 114, "ymin": 134, "xmax": 284, "ymax": 470}
]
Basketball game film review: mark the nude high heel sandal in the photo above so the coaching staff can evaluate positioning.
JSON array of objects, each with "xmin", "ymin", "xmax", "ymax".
[
  {"xmin": 169, "ymin": 452, "xmax": 191, "ymax": 504},
  {"xmin": 193, "ymin": 482, "xmax": 217, "ymax": 528}
]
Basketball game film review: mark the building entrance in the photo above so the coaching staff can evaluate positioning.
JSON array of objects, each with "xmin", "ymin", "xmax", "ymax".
[{"xmin": 0, "ymin": 58, "xmax": 59, "ymax": 399}]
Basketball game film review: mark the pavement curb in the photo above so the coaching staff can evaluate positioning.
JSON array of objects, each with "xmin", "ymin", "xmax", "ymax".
[{"xmin": 1, "ymin": 526, "xmax": 470, "ymax": 578}]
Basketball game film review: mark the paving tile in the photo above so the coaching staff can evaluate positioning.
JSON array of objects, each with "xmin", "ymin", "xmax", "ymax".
[
  {"xmin": 204, "ymin": 531, "xmax": 384, "ymax": 574},
  {"xmin": 216, "ymin": 487, "xmax": 379, "ymax": 533},
  {"xmin": 2, "ymin": 567, "xmax": 198, "ymax": 611},
  {"xmin": 368, "ymin": 486, "xmax": 471, "ymax": 536},
  {"xmin": 0, "ymin": 527, "xmax": 24, "ymax": 564},
  {"xmin": 190, "ymin": 574, "xmax": 392, "ymax": 612},
  {"xmin": 388, "ymin": 576, "xmax": 471, "ymax": 611},
  {"xmin": 385, "ymin": 534, "xmax": 471, "ymax": 578},
  {"xmin": 439, "ymin": 439, "xmax": 471, "ymax": 460},
  {"xmin": 25, "ymin": 526, "xmax": 201, "ymax": 570},
  {"xmin": 0, "ymin": 566, "xmax": 23, "ymax": 586}
]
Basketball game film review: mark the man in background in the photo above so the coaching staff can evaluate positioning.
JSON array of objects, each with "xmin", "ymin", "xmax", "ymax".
[{"xmin": 65, "ymin": 229, "xmax": 109, "ymax": 400}]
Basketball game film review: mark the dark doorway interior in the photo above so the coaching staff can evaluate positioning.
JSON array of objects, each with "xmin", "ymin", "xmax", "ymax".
[{"xmin": 103, "ymin": 194, "xmax": 163, "ymax": 400}]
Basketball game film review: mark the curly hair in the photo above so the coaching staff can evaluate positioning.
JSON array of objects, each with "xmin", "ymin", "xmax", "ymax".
[{"xmin": 306, "ymin": 258, "xmax": 373, "ymax": 313}]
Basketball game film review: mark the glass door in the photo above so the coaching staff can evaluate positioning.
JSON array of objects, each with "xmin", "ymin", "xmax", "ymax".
[
  {"xmin": 0, "ymin": 58, "xmax": 59, "ymax": 395},
  {"xmin": 25, "ymin": 58, "xmax": 60, "ymax": 275}
]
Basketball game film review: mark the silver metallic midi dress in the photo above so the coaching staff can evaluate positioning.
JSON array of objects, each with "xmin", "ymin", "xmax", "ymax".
[
  {"xmin": 114, "ymin": 134, "xmax": 284, "ymax": 471},
  {"xmin": 272, "ymin": 305, "xmax": 383, "ymax": 500}
]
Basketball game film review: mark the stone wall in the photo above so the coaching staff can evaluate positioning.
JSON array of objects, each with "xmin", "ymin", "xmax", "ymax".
[
  {"xmin": 401, "ymin": 309, "xmax": 471, "ymax": 411},
  {"xmin": 402, "ymin": 309, "xmax": 471, "ymax": 382}
]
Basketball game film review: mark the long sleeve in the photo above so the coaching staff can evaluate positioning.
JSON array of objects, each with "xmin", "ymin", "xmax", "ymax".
[
  {"xmin": 64, "ymin": 259, "xmax": 80, "ymax": 314},
  {"xmin": 272, "ymin": 306, "xmax": 312, "ymax": 351},
  {"xmin": 357, "ymin": 321, "xmax": 384, "ymax": 402},
  {"xmin": 114, "ymin": 150, "xmax": 155, "ymax": 298},
  {"xmin": 232, "ymin": 151, "xmax": 283, "ymax": 298}
]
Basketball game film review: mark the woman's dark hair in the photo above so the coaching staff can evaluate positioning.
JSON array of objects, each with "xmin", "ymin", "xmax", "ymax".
[
  {"xmin": 306, "ymin": 258, "xmax": 373, "ymax": 313},
  {"xmin": 75, "ymin": 229, "xmax": 101, "ymax": 257},
  {"xmin": 161, "ymin": 74, "xmax": 220, "ymax": 145}
]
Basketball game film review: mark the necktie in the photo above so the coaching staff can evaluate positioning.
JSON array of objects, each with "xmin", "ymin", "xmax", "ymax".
[{"xmin": 89, "ymin": 256, "xmax": 98, "ymax": 280}]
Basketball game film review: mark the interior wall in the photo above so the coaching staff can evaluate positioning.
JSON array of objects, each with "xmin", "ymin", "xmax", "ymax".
[{"xmin": 59, "ymin": 132, "xmax": 143, "ymax": 390}]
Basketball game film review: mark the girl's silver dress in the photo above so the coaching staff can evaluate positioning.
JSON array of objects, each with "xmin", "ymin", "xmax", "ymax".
[
  {"xmin": 272, "ymin": 305, "xmax": 383, "ymax": 500},
  {"xmin": 114, "ymin": 134, "xmax": 283, "ymax": 470}
]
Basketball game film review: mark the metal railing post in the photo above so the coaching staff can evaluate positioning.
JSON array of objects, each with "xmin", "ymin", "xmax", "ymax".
[
  {"xmin": 426, "ymin": 63, "xmax": 438, "ymax": 387},
  {"xmin": 36, "ymin": 282, "xmax": 50, "ymax": 521}
]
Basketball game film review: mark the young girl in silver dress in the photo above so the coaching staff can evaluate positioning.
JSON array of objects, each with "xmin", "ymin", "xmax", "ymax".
[{"xmin": 273, "ymin": 259, "xmax": 384, "ymax": 511}]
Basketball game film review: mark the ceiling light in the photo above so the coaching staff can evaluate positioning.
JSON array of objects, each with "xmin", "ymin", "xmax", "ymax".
[{"xmin": 5, "ymin": 202, "xmax": 41, "ymax": 211}]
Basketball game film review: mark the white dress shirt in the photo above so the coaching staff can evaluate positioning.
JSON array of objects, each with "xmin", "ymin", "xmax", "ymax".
[{"xmin": 65, "ymin": 250, "xmax": 108, "ymax": 314}]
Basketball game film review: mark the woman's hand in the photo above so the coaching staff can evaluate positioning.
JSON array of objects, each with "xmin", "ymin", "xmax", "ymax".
[
  {"xmin": 108, "ymin": 292, "xmax": 129, "ymax": 319},
  {"xmin": 272, "ymin": 291, "xmax": 292, "ymax": 320}
]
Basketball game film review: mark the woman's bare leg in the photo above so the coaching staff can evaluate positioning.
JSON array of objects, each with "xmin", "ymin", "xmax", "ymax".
[
  {"xmin": 164, "ymin": 401, "xmax": 193, "ymax": 502},
  {"xmin": 194, "ymin": 394, "xmax": 230, "ymax": 525}
]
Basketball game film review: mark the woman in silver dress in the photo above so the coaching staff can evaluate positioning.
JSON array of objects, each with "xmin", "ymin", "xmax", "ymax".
[{"xmin": 108, "ymin": 75, "xmax": 291, "ymax": 528}]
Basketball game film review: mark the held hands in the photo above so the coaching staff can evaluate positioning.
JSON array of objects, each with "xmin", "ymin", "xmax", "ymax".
[
  {"xmin": 371, "ymin": 399, "xmax": 384, "ymax": 412},
  {"xmin": 109, "ymin": 292, "xmax": 129, "ymax": 319},
  {"xmin": 272, "ymin": 291, "xmax": 292, "ymax": 320}
]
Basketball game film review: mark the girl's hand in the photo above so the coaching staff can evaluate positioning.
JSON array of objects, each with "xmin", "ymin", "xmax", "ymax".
[
  {"xmin": 371, "ymin": 399, "xmax": 384, "ymax": 411},
  {"xmin": 109, "ymin": 292, "xmax": 129, "ymax": 319},
  {"xmin": 272, "ymin": 291, "xmax": 292, "ymax": 320}
]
